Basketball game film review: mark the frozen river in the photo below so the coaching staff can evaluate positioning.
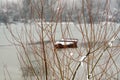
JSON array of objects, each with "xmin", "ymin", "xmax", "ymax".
[
  {"xmin": 0, "ymin": 23, "xmax": 23, "ymax": 80},
  {"xmin": 0, "ymin": 22, "xmax": 120, "ymax": 80}
]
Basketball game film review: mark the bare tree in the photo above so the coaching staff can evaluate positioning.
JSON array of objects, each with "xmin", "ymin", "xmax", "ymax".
[{"xmin": 6, "ymin": 0, "xmax": 120, "ymax": 80}]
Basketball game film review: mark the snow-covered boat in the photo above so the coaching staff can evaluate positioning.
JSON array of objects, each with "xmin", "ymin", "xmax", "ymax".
[{"xmin": 54, "ymin": 38, "xmax": 78, "ymax": 49}]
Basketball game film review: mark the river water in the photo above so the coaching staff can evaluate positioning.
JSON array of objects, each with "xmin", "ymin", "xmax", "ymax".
[{"xmin": 0, "ymin": 22, "xmax": 120, "ymax": 80}]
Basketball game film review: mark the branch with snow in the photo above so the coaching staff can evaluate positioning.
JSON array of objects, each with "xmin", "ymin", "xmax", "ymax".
[
  {"xmin": 108, "ymin": 37, "xmax": 115, "ymax": 47},
  {"xmin": 79, "ymin": 56, "xmax": 86, "ymax": 67}
]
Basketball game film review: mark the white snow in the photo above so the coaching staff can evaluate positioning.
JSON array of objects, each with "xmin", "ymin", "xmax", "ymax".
[
  {"xmin": 55, "ymin": 41, "xmax": 74, "ymax": 45},
  {"xmin": 61, "ymin": 38, "xmax": 78, "ymax": 42},
  {"xmin": 79, "ymin": 56, "xmax": 86, "ymax": 62},
  {"xmin": 70, "ymin": 52, "xmax": 73, "ymax": 56}
]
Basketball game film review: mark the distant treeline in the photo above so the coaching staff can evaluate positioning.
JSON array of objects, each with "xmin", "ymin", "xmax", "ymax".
[{"xmin": 0, "ymin": 0, "xmax": 120, "ymax": 24}]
